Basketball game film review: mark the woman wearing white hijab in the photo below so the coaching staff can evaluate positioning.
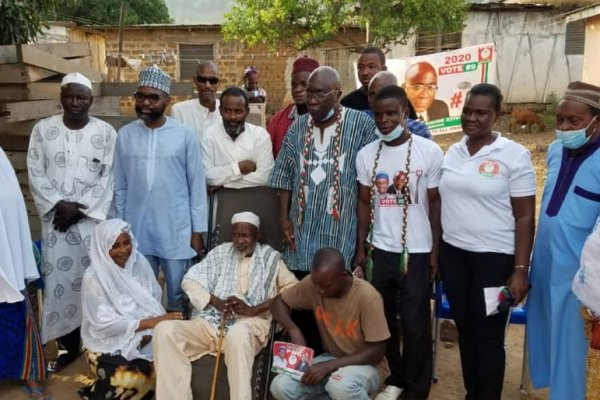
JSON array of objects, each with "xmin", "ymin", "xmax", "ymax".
[
  {"xmin": 80, "ymin": 219, "xmax": 182, "ymax": 400},
  {"xmin": 0, "ymin": 146, "xmax": 49, "ymax": 399}
]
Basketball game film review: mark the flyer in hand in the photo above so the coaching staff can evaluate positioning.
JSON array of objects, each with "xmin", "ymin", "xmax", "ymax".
[{"xmin": 271, "ymin": 341, "xmax": 314, "ymax": 380}]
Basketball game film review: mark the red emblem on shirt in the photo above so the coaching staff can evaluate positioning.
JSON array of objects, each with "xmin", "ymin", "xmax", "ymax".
[{"xmin": 478, "ymin": 160, "xmax": 500, "ymax": 177}]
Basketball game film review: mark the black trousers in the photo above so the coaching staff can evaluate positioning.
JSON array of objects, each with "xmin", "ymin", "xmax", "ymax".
[
  {"xmin": 56, "ymin": 327, "xmax": 81, "ymax": 358},
  {"xmin": 371, "ymin": 249, "xmax": 432, "ymax": 399},
  {"xmin": 439, "ymin": 240, "xmax": 514, "ymax": 400}
]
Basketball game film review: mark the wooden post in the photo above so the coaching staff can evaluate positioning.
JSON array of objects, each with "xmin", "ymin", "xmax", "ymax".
[{"xmin": 116, "ymin": 1, "xmax": 126, "ymax": 83}]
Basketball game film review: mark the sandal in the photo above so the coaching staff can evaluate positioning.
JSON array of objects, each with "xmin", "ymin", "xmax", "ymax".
[{"xmin": 22, "ymin": 383, "xmax": 52, "ymax": 400}]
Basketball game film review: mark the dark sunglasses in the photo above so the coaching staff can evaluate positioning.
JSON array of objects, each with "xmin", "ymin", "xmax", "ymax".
[
  {"xmin": 196, "ymin": 75, "xmax": 219, "ymax": 85},
  {"xmin": 133, "ymin": 91, "xmax": 164, "ymax": 104}
]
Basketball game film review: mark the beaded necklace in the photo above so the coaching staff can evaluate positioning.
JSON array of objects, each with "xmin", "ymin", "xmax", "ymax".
[
  {"xmin": 365, "ymin": 132, "xmax": 413, "ymax": 281},
  {"xmin": 297, "ymin": 107, "xmax": 343, "ymax": 225}
]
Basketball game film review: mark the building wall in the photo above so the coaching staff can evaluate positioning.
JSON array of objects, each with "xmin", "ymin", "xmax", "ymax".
[
  {"xmin": 583, "ymin": 15, "xmax": 600, "ymax": 84},
  {"xmin": 463, "ymin": 9, "xmax": 583, "ymax": 103},
  {"xmin": 389, "ymin": 8, "xmax": 583, "ymax": 103},
  {"xmin": 103, "ymin": 27, "xmax": 365, "ymax": 116}
]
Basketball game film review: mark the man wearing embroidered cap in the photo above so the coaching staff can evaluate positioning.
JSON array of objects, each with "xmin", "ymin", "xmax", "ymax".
[
  {"xmin": 527, "ymin": 81, "xmax": 600, "ymax": 400},
  {"xmin": 113, "ymin": 65, "xmax": 208, "ymax": 312},
  {"xmin": 267, "ymin": 56, "xmax": 319, "ymax": 157},
  {"xmin": 27, "ymin": 72, "xmax": 117, "ymax": 372},
  {"xmin": 153, "ymin": 211, "xmax": 298, "ymax": 400}
]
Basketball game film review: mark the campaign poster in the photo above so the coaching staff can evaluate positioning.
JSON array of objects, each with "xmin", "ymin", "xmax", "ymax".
[
  {"xmin": 271, "ymin": 341, "xmax": 314, "ymax": 381},
  {"xmin": 357, "ymin": 43, "xmax": 497, "ymax": 135}
]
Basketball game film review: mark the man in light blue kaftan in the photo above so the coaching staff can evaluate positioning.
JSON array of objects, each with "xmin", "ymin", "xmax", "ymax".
[
  {"xmin": 527, "ymin": 81, "xmax": 600, "ymax": 400},
  {"xmin": 269, "ymin": 66, "xmax": 377, "ymax": 275},
  {"xmin": 113, "ymin": 66, "xmax": 207, "ymax": 311}
]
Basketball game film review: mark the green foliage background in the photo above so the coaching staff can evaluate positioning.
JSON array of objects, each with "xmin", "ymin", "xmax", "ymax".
[{"xmin": 223, "ymin": 0, "xmax": 469, "ymax": 50}]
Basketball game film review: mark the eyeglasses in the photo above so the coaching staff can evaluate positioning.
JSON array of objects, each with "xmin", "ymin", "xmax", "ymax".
[
  {"xmin": 133, "ymin": 91, "xmax": 165, "ymax": 104},
  {"xmin": 196, "ymin": 75, "xmax": 219, "ymax": 85},
  {"xmin": 406, "ymin": 84, "xmax": 438, "ymax": 93},
  {"xmin": 305, "ymin": 89, "xmax": 338, "ymax": 101}
]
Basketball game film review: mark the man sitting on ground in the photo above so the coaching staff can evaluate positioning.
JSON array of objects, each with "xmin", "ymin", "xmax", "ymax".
[
  {"xmin": 153, "ymin": 212, "xmax": 298, "ymax": 400},
  {"xmin": 269, "ymin": 247, "xmax": 390, "ymax": 400}
]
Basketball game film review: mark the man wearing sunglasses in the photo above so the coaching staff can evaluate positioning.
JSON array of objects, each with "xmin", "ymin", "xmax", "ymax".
[
  {"xmin": 113, "ymin": 66, "xmax": 208, "ymax": 312},
  {"xmin": 403, "ymin": 62, "xmax": 449, "ymax": 122},
  {"xmin": 172, "ymin": 60, "xmax": 222, "ymax": 144}
]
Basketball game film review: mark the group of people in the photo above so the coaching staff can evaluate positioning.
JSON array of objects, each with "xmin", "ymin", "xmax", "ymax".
[{"xmin": 0, "ymin": 43, "xmax": 598, "ymax": 400}]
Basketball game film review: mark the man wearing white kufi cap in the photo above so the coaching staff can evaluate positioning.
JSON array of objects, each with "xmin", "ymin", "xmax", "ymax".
[
  {"xmin": 153, "ymin": 211, "xmax": 298, "ymax": 400},
  {"xmin": 27, "ymin": 72, "xmax": 117, "ymax": 371},
  {"xmin": 113, "ymin": 65, "xmax": 208, "ymax": 312}
]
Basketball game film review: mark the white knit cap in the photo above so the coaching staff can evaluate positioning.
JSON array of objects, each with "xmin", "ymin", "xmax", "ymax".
[
  {"xmin": 231, "ymin": 212, "xmax": 260, "ymax": 228},
  {"xmin": 61, "ymin": 72, "xmax": 92, "ymax": 90}
]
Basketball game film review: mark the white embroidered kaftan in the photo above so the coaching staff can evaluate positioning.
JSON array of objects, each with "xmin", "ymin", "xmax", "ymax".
[{"xmin": 27, "ymin": 115, "xmax": 116, "ymax": 343}]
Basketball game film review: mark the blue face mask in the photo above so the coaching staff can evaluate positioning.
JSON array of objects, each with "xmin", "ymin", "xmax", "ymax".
[
  {"xmin": 317, "ymin": 107, "xmax": 335, "ymax": 122},
  {"xmin": 556, "ymin": 116, "xmax": 596, "ymax": 149},
  {"xmin": 376, "ymin": 124, "xmax": 404, "ymax": 142}
]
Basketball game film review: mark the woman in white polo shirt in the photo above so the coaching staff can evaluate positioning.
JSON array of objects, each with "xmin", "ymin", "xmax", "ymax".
[{"xmin": 438, "ymin": 83, "xmax": 536, "ymax": 400}]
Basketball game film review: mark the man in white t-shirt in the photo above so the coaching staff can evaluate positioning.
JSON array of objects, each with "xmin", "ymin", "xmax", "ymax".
[
  {"xmin": 171, "ymin": 60, "xmax": 222, "ymax": 143},
  {"xmin": 355, "ymin": 85, "xmax": 443, "ymax": 400},
  {"xmin": 202, "ymin": 87, "xmax": 274, "ymax": 191}
]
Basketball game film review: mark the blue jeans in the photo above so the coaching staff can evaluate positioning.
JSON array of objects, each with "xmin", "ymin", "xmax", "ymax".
[
  {"xmin": 145, "ymin": 256, "xmax": 189, "ymax": 311},
  {"xmin": 270, "ymin": 354, "xmax": 380, "ymax": 400}
]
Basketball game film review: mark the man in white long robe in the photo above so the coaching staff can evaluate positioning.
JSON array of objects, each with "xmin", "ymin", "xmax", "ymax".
[
  {"xmin": 27, "ymin": 73, "xmax": 116, "ymax": 370},
  {"xmin": 202, "ymin": 87, "xmax": 274, "ymax": 190},
  {"xmin": 153, "ymin": 212, "xmax": 298, "ymax": 400}
]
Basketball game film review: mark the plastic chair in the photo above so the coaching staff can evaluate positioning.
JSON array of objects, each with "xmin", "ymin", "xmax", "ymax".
[{"xmin": 431, "ymin": 280, "xmax": 530, "ymax": 392}]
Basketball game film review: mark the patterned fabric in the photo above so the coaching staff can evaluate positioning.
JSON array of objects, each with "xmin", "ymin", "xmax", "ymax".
[
  {"xmin": 138, "ymin": 65, "xmax": 171, "ymax": 94},
  {"xmin": 27, "ymin": 115, "xmax": 116, "ymax": 343},
  {"xmin": 79, "ymin": 350, "xmax": 155, "ymax": 400},
  {"xmin": 184, "ymin": 242, "xmax": 281, "ymax": 330},
  {"xmin": 0, "ymin": 293, "xmax": 46, "ymax": 381},
  {"xmin": 269, "ymin": 107, "xmax": 377, "ymax": 271}
]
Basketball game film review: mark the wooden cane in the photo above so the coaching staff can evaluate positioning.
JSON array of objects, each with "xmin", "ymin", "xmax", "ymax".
[{"xmin": 209, "ymin": 316, "xmax": 227, "ymax": 400}]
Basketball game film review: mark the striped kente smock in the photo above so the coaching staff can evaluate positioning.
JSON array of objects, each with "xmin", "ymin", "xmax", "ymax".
[{"xmin": 269, "ymin": 107, "xmax": 377, "ymax": 271}]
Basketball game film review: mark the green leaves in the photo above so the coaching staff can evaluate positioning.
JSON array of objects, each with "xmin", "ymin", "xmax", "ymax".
[
  {"xmin": 222, "ymin": 0, "xmax": 468, "ymax": 50},
  {"xmin": 0, "ymin": 0, "xmax": 54, "ymax": 45},
  {"xmin": 49, "ymin": 0, "xmax": 173, "ymax": 25}
]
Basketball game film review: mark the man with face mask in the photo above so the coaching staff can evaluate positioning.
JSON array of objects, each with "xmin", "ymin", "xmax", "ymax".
[
  {"xmin": 355, "ymin": 85, "xmax": 443, "ymax": 400},
  {"xmin": 267, "ymin": 56, "xmax": 319, "ymax": 157},
  {"xmin": 27, "ymin": 72, "xmax": 116, "ymax": 372},
  {"xmin": 527, "ymin": 81, "xmax": 600, "ymax": 400},
  {"xmin": 201, "ymin": 87, "xmax": 274, "ymax": 191},
  {"xmin": 113, "ymin": 66, "xmax": 207, "ymax": 312},
  {"xmin": 269, "ymin": 66, "xmax": 377, "ymax": 278}
]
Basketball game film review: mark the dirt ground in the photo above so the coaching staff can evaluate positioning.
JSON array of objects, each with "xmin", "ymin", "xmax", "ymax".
[{"xmin": 0, "ymin": 126, "xmax": 555, "ymax": 400}]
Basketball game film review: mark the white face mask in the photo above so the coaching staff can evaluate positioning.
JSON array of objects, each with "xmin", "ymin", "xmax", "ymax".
[{"xmin": 375, "ymin": 124, "xmax": 404, "ymax": 142}]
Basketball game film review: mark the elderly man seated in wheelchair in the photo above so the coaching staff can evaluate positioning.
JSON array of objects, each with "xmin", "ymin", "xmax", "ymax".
[{"xmin": 153, "ymin": 211, "xmax": 298, "ymax": 400}]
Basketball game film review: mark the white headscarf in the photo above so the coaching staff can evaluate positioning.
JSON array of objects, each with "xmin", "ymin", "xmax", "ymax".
[
  {"xmin": 81, "ymin": 219, "xmax": 165, "ymax": 361},
  {"xmin": 0, "ymin": 147, "xmax": 39, "ymax": 303}
]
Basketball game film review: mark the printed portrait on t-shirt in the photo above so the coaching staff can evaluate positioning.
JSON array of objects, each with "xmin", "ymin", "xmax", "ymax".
[
  {"xmin": 386, "ymin": 171, "xmax": 412, "ymax": 204},
  {"xmin": 375, "ymin": 173, "xmax": 390, "ymax": 195}
]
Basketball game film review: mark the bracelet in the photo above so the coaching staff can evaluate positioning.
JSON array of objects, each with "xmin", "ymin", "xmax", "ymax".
[{"xmin": 514, "ymin": 264, "xmax": 528, "ymax": 270}]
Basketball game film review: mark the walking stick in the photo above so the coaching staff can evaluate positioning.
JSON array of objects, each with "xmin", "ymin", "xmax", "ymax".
[
  {"xmin": 206, "ymin": 191, "xmax": 215, "ymax": 251},
  {"xmin": 209, "ymin": 316, "xmax": 227, "ymax": 400}
]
